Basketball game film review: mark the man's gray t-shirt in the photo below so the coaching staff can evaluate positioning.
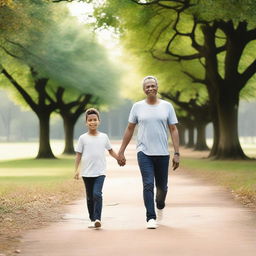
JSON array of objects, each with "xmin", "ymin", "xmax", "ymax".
[{"xmin": 128, "ymin": 99, "xmax": 178, "ymax": 156}]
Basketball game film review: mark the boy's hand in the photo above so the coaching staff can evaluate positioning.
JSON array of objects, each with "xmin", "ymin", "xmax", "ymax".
[{"xmin": 74, "ymin": 171, "xmax": 80, "ymax": 180}]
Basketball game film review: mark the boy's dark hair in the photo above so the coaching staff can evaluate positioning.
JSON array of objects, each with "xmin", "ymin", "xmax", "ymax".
[{"xmin": 85, "ymin": 108, "xmax": 100, "ymax": 121}]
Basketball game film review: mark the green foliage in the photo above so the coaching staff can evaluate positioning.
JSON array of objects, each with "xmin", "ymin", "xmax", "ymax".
[
  {"xmin": 29, "ymin": 19, "xmax": 119, "ymax": 101},
  {"xmin": 93, "ymin": 0, "xmax": 207, "ymax": 104},
  {"xmin": 182, "ymin": 156, "xmax": 256, "ymax": 201},
  {"xmin": 0, "ymin": 0, "xmax": 13, "ymax": 7},
  {"xmin": 0, "ymin": 56, "xmax": 34, "ymax": 109},
  {"xmin": 239, "ymin": 40, "xmax": 256, "ymax": 98},
  {"xmin": 0, "ymin": 0, "xmax": 52, "ymax": 46},
  {"xmin": 0, "ymin": 0, "xmax": 121, "ymax": 108},
  {"xmin": 93, "ymin": 0, "xmax": 256, "ymax": 104},
  {"xmin": 190, "ymin": 0, "xmax": 256, "ymax": 26}
]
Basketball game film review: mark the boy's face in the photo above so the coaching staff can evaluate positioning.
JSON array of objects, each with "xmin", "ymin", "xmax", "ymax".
[{"xmin": 86, "ymin": 114, "xmax": 100, "ymax": 131}]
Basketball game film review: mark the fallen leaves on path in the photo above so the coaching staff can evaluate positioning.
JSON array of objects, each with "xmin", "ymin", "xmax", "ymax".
[{"xmin": 0, "ymin": 180, "xmax": 83, "ymax": 256}]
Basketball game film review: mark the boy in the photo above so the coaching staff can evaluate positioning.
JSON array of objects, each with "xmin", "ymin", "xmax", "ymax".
[{"xmin": 74, "ymin": 108, "xmax": 118, "ymax": 228}]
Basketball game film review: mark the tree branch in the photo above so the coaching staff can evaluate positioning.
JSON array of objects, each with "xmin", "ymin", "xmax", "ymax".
[
  {"xmin": 190, "ymin": 16, "xmax": 203, "ymax": 52},
  {"xmin": 165, "ymin": 12, "xmax": 204, "ymax": 60},
  {"xmin": 240, "ymin": 59, "xmax": 256, "ymax": 89},
  {"xmin": 149, "ymin": 49, "xmax": 177, "ymax": 61},
  {"xmin": 73, "ymin": 94, "xmax": 93, "ymax": 119},
  {"xmin": 0, "ymin": 45, "xmax": 22, "ymax": 60},
  {"xmin": 246, "ymin": 28, "xmax": 256, "ymax": 42},
  {"xmin": 45, "ymin": 89, "xmax": 57, "ymax": 106},
  {"xmin": 131, "ymin": 0, "xmax": 160, "ymax": 5},
  {"xmin": 161, "ymin": 91, "xmax": 210, "ymax": 121},
  {"xmin": 131, "ymin": 0, "xmax": 188, "ymax": 8},
  {"xmin": 5, "ymin": 38, "xmax": 45, "ymax": 63},
  {"xmin": 199, "ymin": 58, "xmax": 206, "ymax": 68},
  {"xmin": 166, "ymin": 49, "xmax": 202, "ymax": 60},
  {"xmin": 182, "ymin": 71, "xmax": 207, "ymax": 85},
  {"xmin": 52, "ymin": 0, "xmax": 75, "ymax": 2},
  {"xmin": 149, "ymin": 17, "xmax": 173, "ymax": 51},
  {"xmin": 1, "ymin": 68, "xmax": 38, "ymax": 112}
]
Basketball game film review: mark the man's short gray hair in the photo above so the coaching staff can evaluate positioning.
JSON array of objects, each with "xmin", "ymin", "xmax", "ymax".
[{"xmin": 142, "ymin": 75, "xmax": 158, "ymax": 86}]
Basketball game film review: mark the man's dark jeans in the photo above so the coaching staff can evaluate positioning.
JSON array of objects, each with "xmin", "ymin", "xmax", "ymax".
[
  {"xmin": 137, "ymin": 151, "xmax": 170, "ymax": 221},
  {"xmin": 82, "ymin": 175, "xmax": 105, "ymax": 221}
]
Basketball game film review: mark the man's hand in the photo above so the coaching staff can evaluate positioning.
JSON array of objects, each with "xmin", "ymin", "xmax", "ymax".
[
  {"xmin": 117, "ymin": 153, "xmax": 126, "ymax": 166},
  {"xmin": 74, "ymin": 171, "xmax": 80, "ymax": 180},
  {"xmin": 172, "ymin": 154, "xmax": 180, "ymax": 171}
]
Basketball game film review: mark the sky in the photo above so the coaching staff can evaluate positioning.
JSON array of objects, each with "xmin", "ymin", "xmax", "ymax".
[{"xmin": 68, "ymin": 1, "xmax": 122, "ymax": 56}]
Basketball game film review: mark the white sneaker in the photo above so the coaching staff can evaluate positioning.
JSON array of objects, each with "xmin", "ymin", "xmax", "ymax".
[
  {"xmin": 147, "ymin": 219, "xmax": 157, "ymax": 229},
  {"xmin": 88, "ymin": 221, "xmax": 95, "ymax": 228},
  {"xmin": 94, "ymin": 219, "xmax": 101, "ymax": 228}
]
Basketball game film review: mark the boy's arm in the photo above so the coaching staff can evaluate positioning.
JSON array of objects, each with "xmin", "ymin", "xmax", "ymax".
[
  {"xmin": 108, "ymin": 149, "xmax": 118, "ymax": 160},
  {"xmin": 74, "ymin": 152, "xmax": 82, "ymax": 179}
]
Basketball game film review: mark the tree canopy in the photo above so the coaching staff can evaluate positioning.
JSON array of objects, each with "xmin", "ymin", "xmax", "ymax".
[
  {"xmin": 92, "ymin": 0, "xmax": 256, "ymax": 159},
  {"xmin": 0, "ymin": 0, "xmax": 121, "ymax": 158}
]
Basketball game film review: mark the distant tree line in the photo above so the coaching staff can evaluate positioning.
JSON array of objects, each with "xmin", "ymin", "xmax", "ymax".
[{"xmin": 1, "ymin": 90, "xmax": 255, "ymax": 146}]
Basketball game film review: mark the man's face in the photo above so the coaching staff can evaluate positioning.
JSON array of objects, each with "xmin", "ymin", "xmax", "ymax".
[{"xmin": 143, "ymin": 79, "xmax": 158, "ymax": 97}]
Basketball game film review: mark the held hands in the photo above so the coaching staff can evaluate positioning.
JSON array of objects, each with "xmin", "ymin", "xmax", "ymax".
[
  {"xmin": 172, "ymin": 154, "xmax": 180, "ymax": 171},
  {"xmin": 117, "ymin": 152, "xmax": 126, "ymax": 166}
]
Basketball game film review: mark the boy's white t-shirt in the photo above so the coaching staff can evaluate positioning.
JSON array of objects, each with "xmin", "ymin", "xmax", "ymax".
[{"xmin": 75, "ymin": 132, "xmax": 112, "ymax": 177}]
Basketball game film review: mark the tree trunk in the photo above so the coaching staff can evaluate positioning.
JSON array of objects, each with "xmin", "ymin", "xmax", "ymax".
[
  {"xmin": 37, "ymin": 113, "xmax": 55, "ymax": 159},
  {"xmin": 186, "ymin": 125, "xmax": 194, "ymax": 148},
  {"xmin": 177, "ymin": 124, "xmax": 186, "ymax": 146},
  {"xmin": 63, "ymin": 117, "xmax": 76, "ymax": 154},
  {"xmin": 215, "ymin": 90, "xmax": 248, "ymax": 159},
  {"xmin": 194, "ymin": 122, "xmax": 209, "ymax": 151}
]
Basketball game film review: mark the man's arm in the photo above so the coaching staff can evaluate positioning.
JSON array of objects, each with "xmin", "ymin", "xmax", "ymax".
[
  {"xmin": 118, "ymin": 122, "xmax": 136, "ymax": 166},
  {"xmin": 74, "ymin": 152, "xmax": 82, "ymax": 179},
  {"xmin": 168, "ymin": 124, "xmax": 180, "ymax": 170}
]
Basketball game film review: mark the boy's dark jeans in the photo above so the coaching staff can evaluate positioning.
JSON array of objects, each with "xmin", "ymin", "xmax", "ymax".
[
  {"xmin": 137, "ymin": 151, "xmax": 170, "ymax": 221},
  {"xmin": 82, "ymin": 175, "xmax": 105, "ymax": 221}
]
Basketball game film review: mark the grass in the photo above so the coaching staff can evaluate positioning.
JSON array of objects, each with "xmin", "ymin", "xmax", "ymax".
[
  {"xmin": 0, "ymin": 157, "xmax": 82, "ymax": 216},
  {"xmin": 182, "ymin": 157, "xmax": 256, "ymax": 206},
  {"xmin": 0, "ymin": 156, "xmax": 85, "ymax": 254},
  {"xmin": 0, "ymin": 158, "xmax": 74, "ymax": 193}
]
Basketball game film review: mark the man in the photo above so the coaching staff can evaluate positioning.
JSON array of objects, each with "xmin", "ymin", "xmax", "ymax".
[{"xmin": 118, "ymin": 75, "xmax": 180, "ymax": 229}]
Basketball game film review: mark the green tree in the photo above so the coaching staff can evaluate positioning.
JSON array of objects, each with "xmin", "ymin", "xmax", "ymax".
[
  {"xmin": 52, "ymin": 86, "xmax": 98, "ymax": 154},
  {"xmin": 93, "ymin": 0, "xmax": 256, "ymax": 159},
  {"xmin": 0, "ymin": 0, "xmax": 120, "ymax": 158},
  {"xmin": 161, "ymin": 91, "xmax": 210, "ymax": 150},
  {"xmin": 1, "ymin": 66, "xmax": 58, "ymax": 158}
]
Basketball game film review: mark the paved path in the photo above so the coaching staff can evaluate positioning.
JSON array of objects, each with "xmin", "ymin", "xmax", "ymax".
[{"xmin": 19, "ymin": 143, "xmax": 256, "ymax": 256}]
